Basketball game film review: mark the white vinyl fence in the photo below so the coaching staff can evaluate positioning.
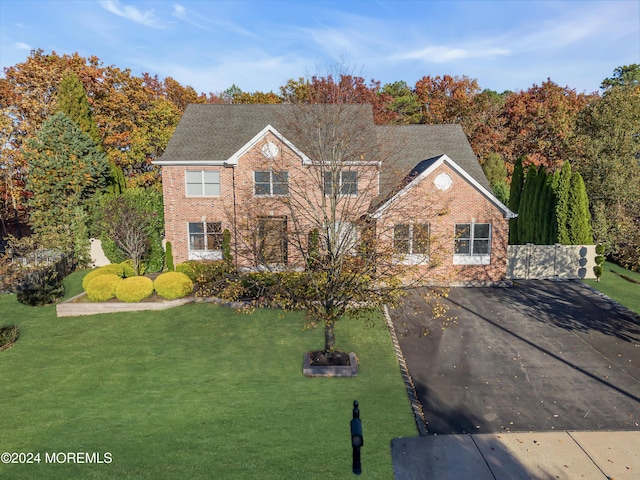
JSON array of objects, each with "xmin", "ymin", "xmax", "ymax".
[{"xmin": 507, "ymin": 244, "xmax": 596, "ymax": 280}]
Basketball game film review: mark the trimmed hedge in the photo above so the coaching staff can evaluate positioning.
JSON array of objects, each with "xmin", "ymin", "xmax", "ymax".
[
  {"xmin": 85, "ymin": 274, "xmax": 123, "ymax": 302},
  {"xmin": 82, "ymin": 264, "xmax": 125, "ymax": 290},
  {"xmin": 154, "ymin": 272, "xmax": 193, "ymax": 300},
  {"xmin": 116, "ymin": 276, "xmax": 154, "ymax": 302}
]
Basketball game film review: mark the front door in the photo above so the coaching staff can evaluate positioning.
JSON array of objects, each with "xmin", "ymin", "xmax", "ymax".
[{"xmin": 258, "ymin": 216, "xmax": 288, "ymax": 265}]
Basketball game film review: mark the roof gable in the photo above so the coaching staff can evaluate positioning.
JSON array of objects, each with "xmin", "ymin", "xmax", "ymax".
[{"xmin": 372, "ymin": 154, "xmax": 515, "ymax": 219}]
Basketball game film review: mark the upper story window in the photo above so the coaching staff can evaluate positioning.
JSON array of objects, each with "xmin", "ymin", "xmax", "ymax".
[
  {"xmin": 324, "ymin": 170, "xmax": 358, "ymax": 196},
  {"xmin": 394, "ymin": 223, "xmax": 430, "ymax": 255},
  {"xmin": 254, "ymin": 171, "xmax": 289, "ymax": 196},
  {"xmin": 454, "ymin": 223, "xmax": 491, "ymax": 265},
  {"xmin": 186, "ymin": 170, "xmax": 220, "ymax": 197}
]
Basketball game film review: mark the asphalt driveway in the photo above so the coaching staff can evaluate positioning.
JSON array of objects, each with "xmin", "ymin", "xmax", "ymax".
[{"xmin": 388, "ymin": 280, "xmax": 640, "ymax": 434}]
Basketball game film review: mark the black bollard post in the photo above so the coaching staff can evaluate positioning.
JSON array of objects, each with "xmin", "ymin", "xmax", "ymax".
[{"xmin": 350, "ymin": 400, "xmax": 363, "ymax": 475}]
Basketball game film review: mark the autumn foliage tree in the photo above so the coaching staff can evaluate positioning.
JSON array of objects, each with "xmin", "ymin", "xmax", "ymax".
[{"xmin": 501, "ymin": 80, "xmax": 595, "ymax": 170}]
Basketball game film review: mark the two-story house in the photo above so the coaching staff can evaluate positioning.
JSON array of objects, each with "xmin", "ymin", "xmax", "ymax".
[{"xmin": 154, "ymin": 104, "xmax": 515, "ymax": 284}]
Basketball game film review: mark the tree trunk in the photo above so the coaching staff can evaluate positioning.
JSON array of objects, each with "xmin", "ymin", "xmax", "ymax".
[{"xmin": 324, "ymin": 322, "xmax": 335, "ymax": 354}]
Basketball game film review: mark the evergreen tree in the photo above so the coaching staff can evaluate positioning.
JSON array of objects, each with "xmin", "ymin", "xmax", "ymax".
[
  {"xmin": 567, "ymin": 171, "xmax": 594, "ymax": 244},
  {"xmin": 57, "ymin": 70, "xmax": 101, "ymax": 144},
  {"xmin": 517, "ymin": 164, "xmax": 538, "ymax": 244},
  {"xmin": 555, "ymin": 161, "xmax": 572, "ymax": 244},
  {"xmin": 508, "ymin": 157, "xmax": 524, "ymax": 244},
  {"xmin": 25, "ymin": 112, "xmax": 109, "ymax": 250},
  {"xmin": 532, "ymin": 166, "xmax": 548, "ymax": 244},
  {"xmin": 56, "ymin": 70, "xmax": 126, "ymax": 195},
  {"xmin": 482, "ymin": 152, "xmax": 510, "ymax": 205}
]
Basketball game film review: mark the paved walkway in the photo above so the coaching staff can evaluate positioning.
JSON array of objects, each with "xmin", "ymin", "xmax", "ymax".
[{"xmin": 391, "ymin": 430, "xmax": 640, "ymax": 479}]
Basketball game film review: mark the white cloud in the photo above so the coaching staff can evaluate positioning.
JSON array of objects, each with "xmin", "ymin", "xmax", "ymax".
[
  {"xmin": 15, "ymin": 41, "xmax": 31, "ymax": 51},
  {"xmin": 395, "ymin": 45, "xmax": 510, "ymax": 63},
  {"xmin": 99, "ymin": 0, "xmax": 161, "ymax": 28}
]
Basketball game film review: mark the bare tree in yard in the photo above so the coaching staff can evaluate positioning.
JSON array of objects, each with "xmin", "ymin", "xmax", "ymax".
[
  {"xmin": 96, "ymin": 194, "xmax": 156, "ymax": 275},
  {"xmin": 228, "ymin": 94, "xmax": 452, "ymax": 360}
]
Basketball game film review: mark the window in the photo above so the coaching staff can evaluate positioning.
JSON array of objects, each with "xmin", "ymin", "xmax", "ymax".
[
  {"xmin": 254, "ymin": 171, "xmax": 289, "ymax": 196},
  {"xmin": 189, "ymin": 222, "xmax": 223, "ymax": 251},
  {"xmin": 324, "ymin": 170, "xmax": 358, "ymax": 196},
  {"xmin": 394, "ymin": 223, "xmax": 430, "ymax": 255},
  {"xmin": 185, "ymin": 171, "xmax": 220, "ymax": 197},
  {"xmin": 454, "ymin": 223, "xmax": 491, "ymax": 265}
]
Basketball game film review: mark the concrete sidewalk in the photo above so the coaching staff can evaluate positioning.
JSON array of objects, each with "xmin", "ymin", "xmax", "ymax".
[{"xmin": 391, "ymin": 430, "xmax": 640, "ymax": 479}]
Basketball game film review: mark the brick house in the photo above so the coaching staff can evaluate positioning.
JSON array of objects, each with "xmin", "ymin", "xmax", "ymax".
[{"xmin": 154, "ymin": 104, "xmax": 515, "ymax": 284}]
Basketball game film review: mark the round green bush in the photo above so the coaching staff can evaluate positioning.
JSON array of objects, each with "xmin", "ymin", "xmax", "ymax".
[
  {"xmin": 82, "ymin": 264, "xmax": 125, "ymax": 290},
  {"xmin": 175, "ymin": 262, "xmax": 197, "ymax": 281},
  {"xmin": 119, "ymin": 261, "xmax": 137, "ymax": 278},
  {"xmin": 154, "ymin": 272, "xmax": 193, "ymax": 300},
  {"xmin": 116, "ymin": 276, "xmax": 154, "ymax": 302},
  {"xmin": 85, "ymin": 274, "xmax": 123, "ymax": 302}
]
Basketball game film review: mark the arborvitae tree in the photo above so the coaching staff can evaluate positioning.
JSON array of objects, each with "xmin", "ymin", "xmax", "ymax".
[
  {"xmin": 532, "ymin": 166, "xmax": 548, "ymax": 244},
  {"xmin": 555, "ymin": 161, "xmax": 572, "ymax": 244},
  {"xmin": 567, "ymin": 171, "xmax": 593, "ymax": 244},
  {"xmin": 545, "ymin": 171, "xmax": 558, "ymax": 243},
  {"xmin": 508, "ymin": 157, "xmax": 525, "ymax": 244},
  {"xmin": 25, "ymin": 112, "xmax": 109, "ymax": 250},
  {"xmin": 517, "ymin": 164, "xmax": 538, "ymax": 243}
]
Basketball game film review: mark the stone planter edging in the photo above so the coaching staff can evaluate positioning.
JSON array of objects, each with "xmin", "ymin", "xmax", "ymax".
[{"xmin": 56, "ymin": 292, "xmax": 194, "ymax": 317}]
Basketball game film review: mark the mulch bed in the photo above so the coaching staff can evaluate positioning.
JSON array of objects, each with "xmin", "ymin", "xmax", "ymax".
[{"xmin": 307, "ymin": 350, "xmax": 352, "ymax": 366}]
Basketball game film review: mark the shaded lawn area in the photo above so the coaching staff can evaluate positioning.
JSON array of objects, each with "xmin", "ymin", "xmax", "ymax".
[
  {"xmin": 0, "ymin": 271, "xmax": 416, "ymax": 479},
  {"xmin": 583, "ymin": 261, "xmax": 640, "ymax": 315}
]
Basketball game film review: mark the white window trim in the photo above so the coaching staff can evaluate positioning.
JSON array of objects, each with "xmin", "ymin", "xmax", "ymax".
[
  {"xmin": 453, "ymin": 223, "xmax": 491, "ymax": 265},
  {"xmin": 254, "ymin": 170, "xmax": 289, "ymax": 197},
  {"xmin": 324, "ymin": 170, "xmax": 358, "ymax": 196},
  {"xmin": 187, "ymin": 221, "xmax": 223, "ymax": 261},
  {"xmin": 393, "ymin": 224, "xmax": 430, "ymax": 264},
  {"xmin": 185, "ymin": 170, "xmax": 221, "ymax": 197}
]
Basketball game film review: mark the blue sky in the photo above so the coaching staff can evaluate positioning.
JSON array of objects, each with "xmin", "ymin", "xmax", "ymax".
[{"xmin": 1, "ymin": 1, "xmax": 638, "ymax": 96}]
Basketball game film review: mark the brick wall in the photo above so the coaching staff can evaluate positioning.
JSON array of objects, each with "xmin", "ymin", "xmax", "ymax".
[{"xmin": 161, "ymin": 134, "xmax": 509, "ymax": 282}]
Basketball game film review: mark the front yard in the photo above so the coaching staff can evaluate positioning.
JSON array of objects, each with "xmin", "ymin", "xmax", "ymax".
[
  {"xmin": 583, "ymin": 261, "xmax": 640, "ymax": 315},
  {"xmin": 0, "ymin": 270, "xmax": 416, "ymax": 479}
]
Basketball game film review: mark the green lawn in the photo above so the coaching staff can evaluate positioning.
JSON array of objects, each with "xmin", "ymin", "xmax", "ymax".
[
  {"xmin": 583, "ymin": 261, "xmax": 640, "ymax": 315},
  {"xmin": 0, "ymin": 270, "xmax": 416, "ymax": 479}
]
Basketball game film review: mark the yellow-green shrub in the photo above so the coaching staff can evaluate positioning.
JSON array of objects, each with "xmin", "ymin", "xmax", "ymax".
[
  {"xmin": 82, "ymin": 265, "xmax": 125, "ymax": 290},
  {"xmin": 115, "ymin": 276, "xmax": 154, "ymax": 302},
  {"xmin": 85, "ymin": 274, "xmax": 123, "ymax": 302},
  {"xmin": 154, "ymin": 272, "xmax": 193, "ymax": 300}
]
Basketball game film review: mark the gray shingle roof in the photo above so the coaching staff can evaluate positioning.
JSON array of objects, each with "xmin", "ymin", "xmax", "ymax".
[
  {"xmin": 376, "ymin": 124, "xmax": 491, "ymax": 194},
  {"xmin": 158, "ymin": 104, "xmax": 491, "ymax": 193}
]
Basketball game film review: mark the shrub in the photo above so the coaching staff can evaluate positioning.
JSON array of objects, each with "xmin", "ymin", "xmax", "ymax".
[
  {"xmin": 119, "ymin": 260, "xmax": 138, "ymax": 278},
  {"xmin": 82, "ymin": 264, "xmax": 125, "ymax": 290},
  {"xmin": 0, "ymin": 325, "xmax": 20, "ymax": 350},
  {"xmin": 175, "ymin": 261, "xmax": 198, "ymax": 281},
  {"xmin": 85, "ymin": 274, "xmax": 123, "ymax": 301},
  {"xmin": 16, "ymin": 265, "xmax": 65, "ymax": 306},
  {"xmin": 154, "ymin": 272, "xmax": 193, "ymax": 300},
  {"xmin": 116, "ymin": 276, "xmax": 154, "ymax": 302},
  {"xmin": 165, "ymin": 242, "xmax": 175, "ymax": 272}
]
